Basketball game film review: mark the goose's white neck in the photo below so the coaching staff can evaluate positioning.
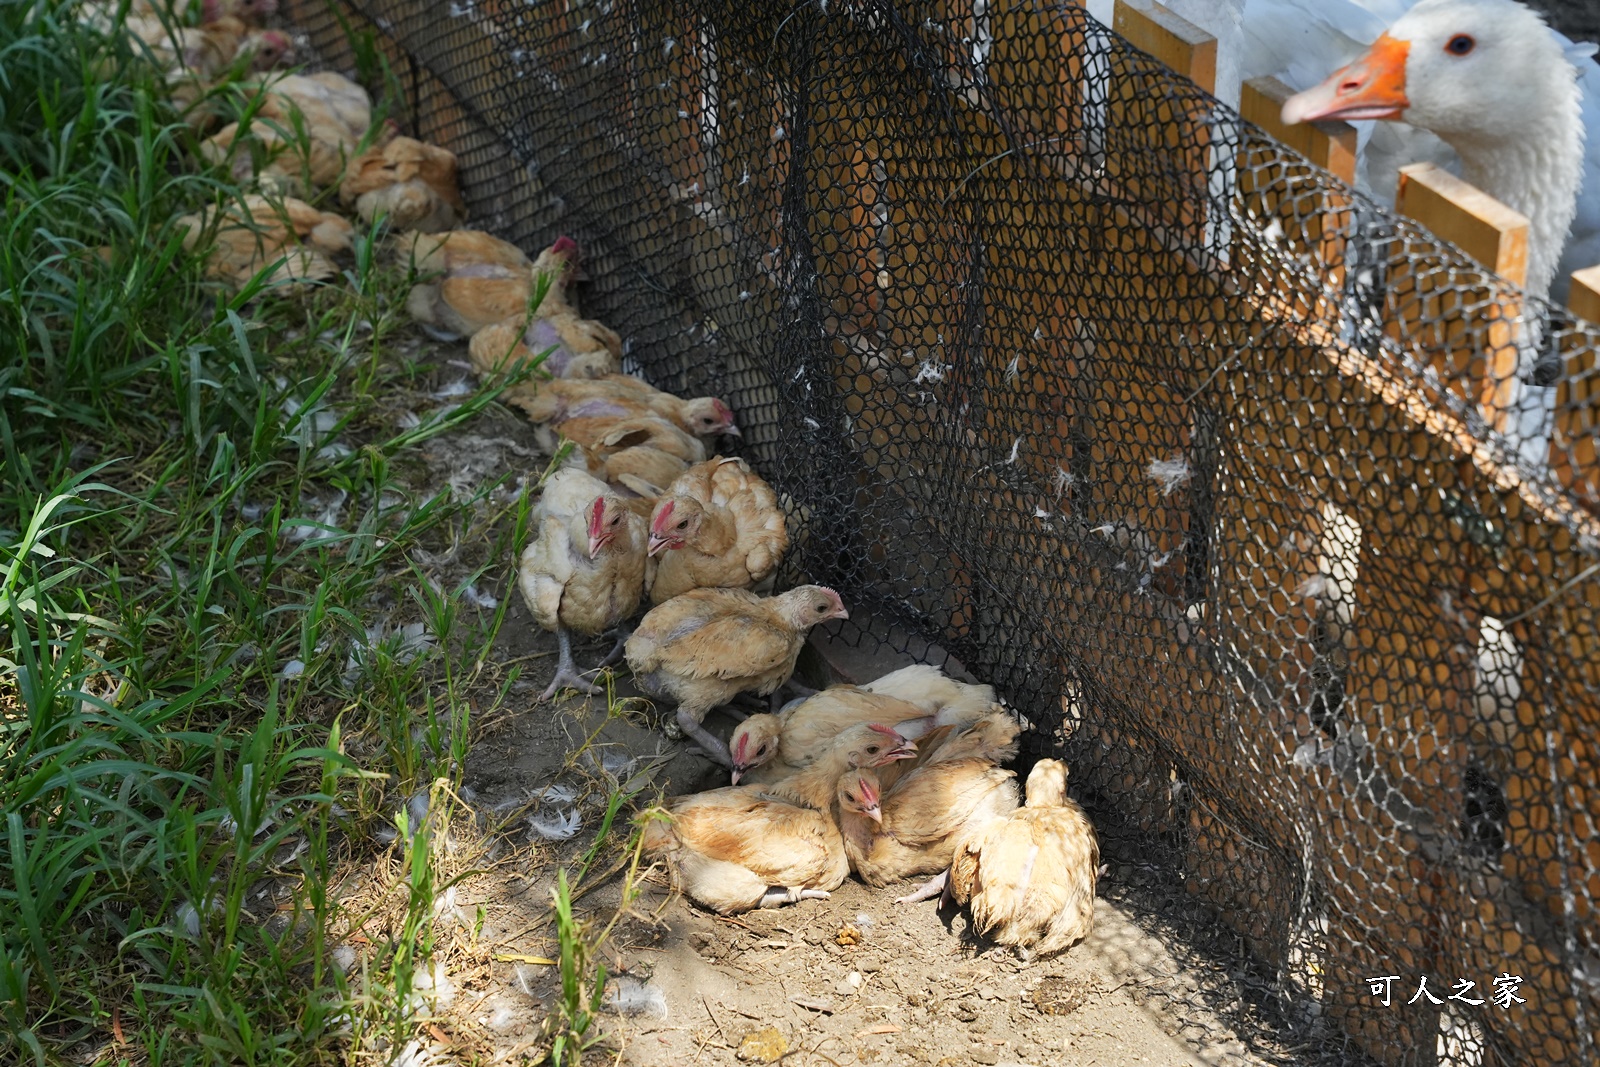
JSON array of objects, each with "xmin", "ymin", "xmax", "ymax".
[{"xmin": 1442, "ymin": 104, "xmax": 1585, "ymax": 300}]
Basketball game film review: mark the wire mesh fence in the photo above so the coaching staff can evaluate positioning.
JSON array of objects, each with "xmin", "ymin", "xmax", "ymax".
[{"xmin": 280, "ymin": 0, "xmax": 1600, "ymax": 1061}]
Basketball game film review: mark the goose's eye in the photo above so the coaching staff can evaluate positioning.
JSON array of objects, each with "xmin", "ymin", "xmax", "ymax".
[{"xmin": 1445, "ymin": 34, "xmax": 1475, "ymax": 56}]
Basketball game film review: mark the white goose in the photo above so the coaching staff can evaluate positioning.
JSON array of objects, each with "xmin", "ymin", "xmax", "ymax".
[
  {"xmin": 1281, "ymin": 0, "xmax": 1596, "ymax": 304},
  {"xmin": 1089, "ymin": 0, "xmax": 1600, "ymax": 305}
]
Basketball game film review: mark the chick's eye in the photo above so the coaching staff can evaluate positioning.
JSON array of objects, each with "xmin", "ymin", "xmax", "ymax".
[
  {"xmin": 1446, "ymin": 34, "xmax": 1474, "ymax": 55},
  {"xmin": 610, "ymin": 516, "xmax": 621, "ymax": 526},
  {"xmin": 676, "ymin": 520, "xmax": 688, "ymax": 530},
  {"xmin": 844, "ymin": 792, "xmax": 856, "ymax": 803}
]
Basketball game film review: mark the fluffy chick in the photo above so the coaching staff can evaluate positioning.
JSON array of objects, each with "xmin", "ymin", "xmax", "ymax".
[
  {"xmin": 729, "ymin": 665, "xmax": 1003, "ymax": 785},
  {"xmin": 862, "ymin": 663, "xmax": 999, "ymax": 721},
  {"xmin": 551, "ymin": 414, "xmax": 708, "ymax": 466},
  {"xmin": 176, "ymin": 194, "xmax": 353, "ymax": 290},
  {"xmin": 399, "ymin": 228, "xmax": 533, "ymax": 339},
  {"xmin": 473, "ymin": 236, "xmax": 623, "ymax": 380},
  {"xmin": 518, "ymin": 469, "xmax": 648, "ymax": 701},
  {"xmin": 112, "ymin": 14, "xmax": 291, "ymax": 84},
  {"xmin": 641, "ymin": 723, "xmax": 916, "ymax": 914},
  {"xmin": 836, "ymin": 754, "xmax": 1019, "ymax": 889},
  {"xmin": 339, "ymin": 135, "xmax": 466, "ymax": 233},
  {"xmin": 469, "ymin": 311, "xmax": 618, "ymax": 382},
  {"xmin": 513, "ymin": 376, "xmax": 737, "ymax": 453},
  {"xmin": 729, "ymin": 688, "xmax": 932, "ymax": 786},
  {"xmin": 130, "ymin": 0, "xmax": 278, "ymax": 24},
  {"xmin": 201, "ymin": 72, "xmax": 373, "ymax": 193},
  {"xmin": 624, "ymin": 585, "xmax": 849, "ymax": 767},
  {"xmin": 938, "ymin": 759, "xmax": 1099, "ymax": 957},
  {"xmin": 646, "ymin": 457, "xmax": 787, "ymax": 604}
]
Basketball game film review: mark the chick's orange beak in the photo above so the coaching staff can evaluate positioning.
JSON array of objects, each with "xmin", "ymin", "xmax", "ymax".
[{"xmin": 1281, "ymin": 34, "xmax": 1410, "ymax": 126}]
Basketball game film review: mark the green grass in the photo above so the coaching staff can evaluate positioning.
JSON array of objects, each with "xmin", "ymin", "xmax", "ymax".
[{"xmin": 0, "ymin": 2, "xmax": 556, "ymax": 1062}]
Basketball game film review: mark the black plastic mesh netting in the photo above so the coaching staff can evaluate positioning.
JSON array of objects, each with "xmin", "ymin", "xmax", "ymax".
[{"xmin": 279, "ymin": 0, "xmax": 1600, "ymax": 1062}]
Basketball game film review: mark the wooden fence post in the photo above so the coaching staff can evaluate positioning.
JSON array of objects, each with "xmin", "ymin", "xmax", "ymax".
[{"xmin": 1392, "ymin": 162, "xmax": 1529, "ymax": 430}]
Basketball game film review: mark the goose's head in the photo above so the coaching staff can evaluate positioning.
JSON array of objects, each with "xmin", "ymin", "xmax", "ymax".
[{"xmin": 1281, "ymin": 0, "xmax": 1575, "ymax": 147}]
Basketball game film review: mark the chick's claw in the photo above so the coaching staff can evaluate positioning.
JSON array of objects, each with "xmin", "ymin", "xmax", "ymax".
[
  {"xmin": 540, "ymin": 667, "xmax": 603, "ymax": 703},
  {"xmin": 894, "ymin": 870, "xmax": 949, "ymax": 905}
]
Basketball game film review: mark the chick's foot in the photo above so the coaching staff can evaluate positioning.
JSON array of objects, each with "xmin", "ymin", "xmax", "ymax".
[
  {"xmin": 675, "ymin": 708, "xmax": 733, "ymax": 767},
  {"xmin": 757, "ymin": 886, "xmax": 831, "ymax": 908},
  {"xmin": 894, "ymin": 870, "xmax": 949, "ymax": 905},
  {"xmin": 539, "ymin": 628, "xmax": 604, "ymax": 702}
]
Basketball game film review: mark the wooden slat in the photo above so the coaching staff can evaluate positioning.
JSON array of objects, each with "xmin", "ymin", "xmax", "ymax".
[
  {"xmin": 1239, "ymin": 76, "xmax": 1357, "ymax": 184},
  {"xmin": 1112, "ymin": 0, "xmax": 1216, "ymax": 91},
  {"xmin": 1396, "ymin": 163, "xmax": 1529, "ymax": 281},
  {"xmin": 1393, "ymin": 162, "xmax": 1529, "ymax": 429},
  {"xmin": 1235, "ymin": 80, "xmax": 1356, "ymax": 316},
  {"xmin": 1107, "ymin": 1, "xmax": 1216, "ymax": 247},
  {"xmin": 1571, "ymin": 265, "xmax": 1600, "ymax": 326}
]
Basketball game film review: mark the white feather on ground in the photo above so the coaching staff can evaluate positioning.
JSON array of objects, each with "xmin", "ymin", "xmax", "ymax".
[
  {"xmin": 605, "ymin": 975, "xmax": 669, "ymax": 1018},
  {"xmin": 528, "ymin": 808, "xmax": 582, "ymax": 840}
]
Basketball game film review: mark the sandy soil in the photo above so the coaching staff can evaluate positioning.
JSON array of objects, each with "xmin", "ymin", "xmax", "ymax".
[{"xmin": 451, "ymin": 642, "xmax": 1256, "ymax": 1067}]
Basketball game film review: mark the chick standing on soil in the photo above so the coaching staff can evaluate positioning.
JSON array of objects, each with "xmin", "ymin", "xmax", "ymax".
[
  {"xmin": 517, "ymin": 469, "xmax": 648, "ymax": 702},
  {"xmin": 642, "ymin": 723, "xmax": 916, "ymax": 915},
  {"xmin": 728, "ymin": 664, "xmax": 1003, "ymax": 785},
  {"xmin": 624, "ymin": 585, "xmax": 849, "ymax": 767},
  {"xmin": 932, "ymin": 758, "xmax": 1099, "ymax": 958},
  {"xmin": 835, "ymin": 741, "xmax": 1019, "ymax": 889},
  {"xmin": 646, "ymin": 457, "xmax": 788, "ymax": 604}
]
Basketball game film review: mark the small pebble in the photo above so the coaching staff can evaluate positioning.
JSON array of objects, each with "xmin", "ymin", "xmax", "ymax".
[
  {"xmin": 858, "ymin": 958, "xmax": 882, "ymax": 973},
  {"xmin": 736, "ymin": 1026, "xmax": 787, "ymax": 1063},
  {"xmin": 971, "ymin": 1051, "xmax": 1002, "ymax": 1066}
]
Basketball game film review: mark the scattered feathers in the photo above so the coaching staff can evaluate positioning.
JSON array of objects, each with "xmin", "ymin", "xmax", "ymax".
[
  {"xmin": 528, "ymin": 808, "xmax": 582, "ymax": 840},
  {"xmin": 1146, "ymin": 455, "xmax": 1191, "ymax": 496}
]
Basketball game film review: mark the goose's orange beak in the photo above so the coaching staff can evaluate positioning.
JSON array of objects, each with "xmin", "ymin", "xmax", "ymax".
[{"xmin": 1282, "ymin": 34, "xmax": 1411, "ymax": 126}]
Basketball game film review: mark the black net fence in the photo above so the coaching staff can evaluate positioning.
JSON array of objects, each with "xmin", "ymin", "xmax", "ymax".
[{"xmin": 280, "ymin": 0, "xmax": 1600, "ymax": 1062}]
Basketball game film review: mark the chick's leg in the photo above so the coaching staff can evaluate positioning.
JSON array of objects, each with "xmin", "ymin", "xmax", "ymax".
[
  {"xmin": 894, "ymin": 870, "xmax": 948, "ymax": 905},
  {"xmin": 675, "ymin": 708, "xmax": 733, "ymax": 767},
  {"xmin": 781, "ymin": 679, "xmax": 819, "ymax": 701},
  {"xmin": 539, "ymin": 627, "xmax": 604, "ymax": 702},
  {"xmin": 757, "ymin": 887, "xmax": 831, "ymax": 908},
  {"xmin": 595, "ymin": 623, "xmax": 634, "ymax": 668}
]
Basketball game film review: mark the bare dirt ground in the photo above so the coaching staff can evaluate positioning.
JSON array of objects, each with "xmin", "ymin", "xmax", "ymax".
[{"xmin": 384, "ymin": 348, "xmax": 1270, "ymax": 1066}]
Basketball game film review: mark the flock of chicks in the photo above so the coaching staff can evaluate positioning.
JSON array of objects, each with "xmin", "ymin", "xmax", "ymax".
[
  {"xmin": 91, "ymin": 0, "xmax": 469, "ymax": 286},
  {"xmin": 471, "ymin": 233, "xmax": 1103, "ymax": 963},
  {"xmin": 110, "ymin": 0, "xmax": 1102, "ymax": 960}
]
